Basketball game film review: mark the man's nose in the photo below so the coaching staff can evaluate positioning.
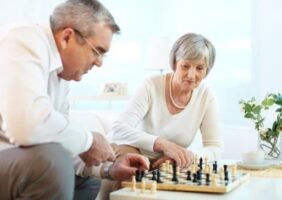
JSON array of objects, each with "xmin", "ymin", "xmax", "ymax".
[{"xmin": 93, "ymin": 58, "xmax": 102, "ymax": 67}]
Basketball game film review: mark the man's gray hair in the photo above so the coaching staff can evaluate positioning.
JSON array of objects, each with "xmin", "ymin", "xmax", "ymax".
[
  {"xmin": 169, "ymin": 33, "xmax": 216, "ymax": 75},
  {"xmin": 50, "ymin": 0, "xmax": 120, "ymax": 37}
]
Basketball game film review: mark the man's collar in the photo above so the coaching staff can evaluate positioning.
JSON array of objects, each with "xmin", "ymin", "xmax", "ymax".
[{"xmin": 40, "ymin": 23, "xmax": 63, "ymax": 73}]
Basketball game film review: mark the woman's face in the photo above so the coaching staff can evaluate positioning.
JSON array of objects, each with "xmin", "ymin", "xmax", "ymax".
[{"xmin": 174, "ymin": 57, "xmax": 207, "ymax": 92}]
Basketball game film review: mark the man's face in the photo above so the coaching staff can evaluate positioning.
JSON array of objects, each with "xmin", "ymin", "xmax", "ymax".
[{"xmin": 57, "ymin": 22, "xmax": 113, "ymax": 81}]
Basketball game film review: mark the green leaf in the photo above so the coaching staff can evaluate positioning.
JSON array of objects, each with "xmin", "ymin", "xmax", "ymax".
[
  {"xmin": 253, "ymin": 105, "xmax": 262, "ymax": 114},
  {"xmin": 244, "ymin": 104, "xmax": 253, "ymax": 112},
  {"xmin": 245, "ymin": 113, "xmax": 254, "ymax": 119}
]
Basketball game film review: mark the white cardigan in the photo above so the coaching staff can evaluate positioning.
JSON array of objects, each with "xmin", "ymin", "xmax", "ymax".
[{"xmin": 112, "ymin": 74, "xmax": 223, "ymax": 161}]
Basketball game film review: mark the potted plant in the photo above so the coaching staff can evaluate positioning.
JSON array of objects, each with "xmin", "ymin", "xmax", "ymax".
[{"xmin": 239, "ymin": 93, "xmax": 282, "ymax": 159}]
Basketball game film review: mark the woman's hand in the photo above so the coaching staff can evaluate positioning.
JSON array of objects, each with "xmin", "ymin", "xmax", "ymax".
[
  {"xmin": 151, "ymin": 155, "xmax": 174, "ymax": 169},
  {"xmin": 153, "ymin": 137, "xmax": 194, "ymax": 168}
]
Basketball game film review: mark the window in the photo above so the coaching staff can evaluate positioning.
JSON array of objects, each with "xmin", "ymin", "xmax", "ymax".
[{"xmin": 70, "ymin": 0, "xmax": 253, "ymax": 127}]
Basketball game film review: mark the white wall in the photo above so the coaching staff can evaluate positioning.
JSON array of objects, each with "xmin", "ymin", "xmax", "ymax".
[
  {"xmin": 0, "ymin": 0, "xmax": 281, "ymax": 159},
  {"xmin": 253, "ymin": 0, "xmax": 282, "ymax": 97}
]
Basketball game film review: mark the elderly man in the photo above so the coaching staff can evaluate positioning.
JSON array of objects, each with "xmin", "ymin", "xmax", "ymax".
[{"xmin": 0, "ymin": 0, "xmax": 149, "ymax": 199}]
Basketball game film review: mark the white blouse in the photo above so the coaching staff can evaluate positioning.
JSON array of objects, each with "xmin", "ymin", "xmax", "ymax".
[{"xmin": 112, "ymin": 75, "xmax": 223, "ymax": 161}]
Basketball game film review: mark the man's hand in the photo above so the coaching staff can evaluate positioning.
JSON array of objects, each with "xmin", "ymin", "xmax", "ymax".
[
  {"xmin": 153, "ymin": 137, "xmax": 194, "ymax": 168},
  {"xmin": 108, "ymin": 153, "xmax": 149, "ymax": 181},
  {"xmin": 79, "ymin": 132, "xmax": 115, "ymax": 167}
]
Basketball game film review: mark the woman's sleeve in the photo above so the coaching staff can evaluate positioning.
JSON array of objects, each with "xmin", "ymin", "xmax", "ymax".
[
  {"xmin": 112, "ymin": 80, "xmax": 158, "ymax": 152},
  {"xmin": 196, "ymin": 90, "xmax": 223, "ymax": 161}
]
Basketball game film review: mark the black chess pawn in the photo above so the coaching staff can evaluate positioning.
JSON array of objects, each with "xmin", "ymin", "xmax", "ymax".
[
  {"xmin": 141, "ymin": 170, "xmax": 145, "ymax": 179},
  {"xmin": 196, "ymin": 170, "xmax": 202, "ymax": 180},
  {"xmin": 187, "ymin": 170, "xmax": 191, "ymax": 181},
  {"xmin": 135, "ymin": 170, "xmax": 141, "ymax": 182},
  {"xmin": 224, "ymin": 171, "xmax": 229, "ymax": 181},
  {"xmin": 205, "ymin": 173, "xmax": 210, "ymax": 185},
  {"xmin": 198, "ymin": 157, "xmax": 203, "ymax": 170},
  {"xmin": 156, "ymin": 169, "xmax": 163, "ymax": 183},
  {"xmin": 223, "ymin": 164, "xmax": 229, "ymax": 181},
  {"xmin": 223, "ymin": 165, "xmax": 228, "ymax": 173},
  {"xmin": 212, "ymin": 161, "xmax": 218, "ymax": 173},
  {"xmin": 192, "ymin": 173, "xmax": 197, "ymax": 183},
  {"xmin": 172, "ymin": 161, "xmax": 178, "ymax": 182},
  {"xmin": 151, "ymin": 170, "xmax": 157, "ymax": 180}
]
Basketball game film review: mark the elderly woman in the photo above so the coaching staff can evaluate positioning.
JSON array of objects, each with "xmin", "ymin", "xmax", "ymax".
[{"xmin": 112, "ymin": 33, "xmax": 223, "ymax": 169}]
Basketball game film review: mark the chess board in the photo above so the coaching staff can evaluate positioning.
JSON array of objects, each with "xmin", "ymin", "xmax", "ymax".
[{"xmin": 121, "ymin": 163, "xmax": 250, "ymax": 194}]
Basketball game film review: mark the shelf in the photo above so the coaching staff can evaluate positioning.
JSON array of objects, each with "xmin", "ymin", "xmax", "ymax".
[{"xmin": 70, "ymin": 95, "xmax": 130, "ymax": 101}]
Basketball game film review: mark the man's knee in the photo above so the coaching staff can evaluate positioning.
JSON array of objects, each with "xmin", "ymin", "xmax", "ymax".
[
  {"xmin": 0, "ymin": 143, "xmax": 75, "ymax": 200},
  {"xmin": 29, "ymin": 143, "xmax": 74, "ymax": 187}
]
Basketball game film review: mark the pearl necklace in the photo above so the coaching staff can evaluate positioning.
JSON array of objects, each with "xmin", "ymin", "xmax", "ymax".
[{"xmin": 169, "ymin": 74, "xmax": 187, "ymax": 109}]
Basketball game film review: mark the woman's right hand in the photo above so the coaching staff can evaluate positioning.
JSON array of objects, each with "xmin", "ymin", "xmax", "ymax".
[{"xmin": 153, "ymin": 137, "xmax": 194, "ymax": 168}]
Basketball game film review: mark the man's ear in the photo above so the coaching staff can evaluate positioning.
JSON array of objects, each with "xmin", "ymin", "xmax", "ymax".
[{"xmin": 59, "ymin": 28, "xmax": 75, "ymax": 49}]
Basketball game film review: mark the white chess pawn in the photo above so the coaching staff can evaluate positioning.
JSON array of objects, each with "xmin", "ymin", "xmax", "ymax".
[
  {"xmin": 194, "ymin": 154, "xmax": 198, "ymax": 165},
  {"xmin": 160, "ymin": 163, "xmax": 166, "ymax": 172},
  {"xmin": 165, "ymin": 160, "xmax": 170, "ymax": 173},
  {"xmin": 151, "ymin": 181, "xmax": 157, "ymax": 194},
  {"xmin": 169, "ymin": 164, "xmax": 173, "ymax": 174},
  {"xmin": 220, "ymin": 167, "xmax": 224, "ymax": 180},
  {"xmin": 176, "ymin": 166, "xmax": 180, "ymax": 176},
  {"xmin": 204, "ymin": 164, "xmax": 210, "ymax": 174},
  {"xmin": 211, "ymin": 174, "xmax": 217, "ymax": 186},
  {"xmin": 231, "ymin": 164, "xmax": 237, "ymax": 176},
  {"xmin": 191, "ymin": 164, "xmax": 196, "ymax": 174},
  {"xmin": 141, "ymin": 178, "xmax": 146, "ymax": 193},
  {"xmin": 204, "ymin": 156, "xmax": 208, "ymax": 165},
  {"xmin": 131, "ymin": 176, "xmax": 136, "ymax": 191}
]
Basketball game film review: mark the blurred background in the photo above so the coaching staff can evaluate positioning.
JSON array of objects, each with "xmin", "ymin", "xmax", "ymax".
[{"xmin": 1, "ymin": 0, "xmax": 281, "ymax": 158}]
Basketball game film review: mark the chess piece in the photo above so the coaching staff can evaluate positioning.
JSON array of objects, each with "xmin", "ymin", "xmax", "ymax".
[
  {"xmin": 199, "ymin": 157, "xmax": 203, "ymax": 170},
  {"xmin": 191, "ymin": 163, "xmax": 196, "ymax": 174},
  {"xmin": 231, "ymin": 164, "xmax": 237, "ymax": 176},
  {"xmin": 135, "ymin": 170, "xmax": 141, "ymax": 182},
  {"xmin": 172, "ymin": 161, "xmax": 178, "ymax": 182},
  {"xmin": 131, "ymin": 176, "xmax": 136, "ymax": 191},
  {"xmin": 187, "ymin": 170, "xmax": 191, "ymax": 181},
  {"xmin": 224, "ymin": 171, "xmax": 229, "ymax": 181},
  {"xmin": 204, "ymin": 156, "xmax": 208, "ymax": 165},
  {"xmin": 152, "ymin": 170, "xmax": 157, "ymax": 180},
  {"xmin": 141, "ymin": 170, "xmax": 145, "ymax": 180},
  {"xmin": 141, "ymin": 178, "xmax": 146, "ymax": 193},
  {"xmin": 160, "ymin": 163, "xmax": 166, "ymax": 172},
  {"xmin": 212, "ymin": 161, "xmax": 218, "ymax": 173},
  {"xmin": 156, "ymin": 169, "xmax": 163, "ymax": 183},
  {"xmin": 176, "ymin": 166, "xmax": 180, "ymax": 176},
  {"xmin": 192, "ymin": 173, "xmax": 197, "ymax": 183},
  {"xmin": 194, "ymin": 154, "xmax": 198, "ymax": 165},
  {"xmin": 223, "ymin": 165, "xmax": 229, "ymax": 181},
  {"xmin": 204, "ymin": 163, "xmax": 210, "ymax": 174},
  {"xmin": 220, "ymin": 167, "xmax": 224, "ymax": 180},
  {"xmin": 196, "ymin": 169, "xmax": 202, "ymax": 180},
  {"xmin": 211, "ymin": 174, "xmax": 217, "ymax": 186},
  {"xmin": 151, "ymin": 181, "xmax": 157, "ymax": 194},
  {"xmin": 165, "ymin": 160, "xmax": 170, "ymax": 173},
  {"xmin": 205, "ymin": 173, "xmax": 210, "ymax": 185},
  {"xmin": 223, "ymin": 165, "xmax": 228, "ymax": 173}
]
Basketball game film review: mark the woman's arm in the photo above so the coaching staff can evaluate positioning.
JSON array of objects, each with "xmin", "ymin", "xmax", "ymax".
[
  {"xmin": 197, "ymin": 91, "xmax": 223, "ymax": 161},
  {"xmin": 112, "ymin": 79, "xmax": 158, "ymax": 152}
]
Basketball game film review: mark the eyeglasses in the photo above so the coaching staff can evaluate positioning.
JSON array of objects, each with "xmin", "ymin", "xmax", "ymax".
[{"xmin": 74, "ymin": 29, "xmax": 105, "ymax": 61}]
